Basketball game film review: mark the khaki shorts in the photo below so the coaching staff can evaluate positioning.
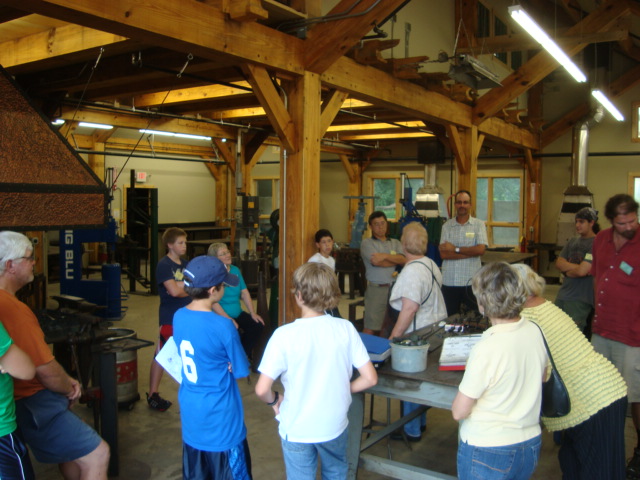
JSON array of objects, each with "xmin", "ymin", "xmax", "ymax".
[
  {"xmin": 592, "ymin": 334, "xmax": 640, "ymax": 402},
  {"xmin": 364, "ymin": 283, "xmax": 390, "ymax": 331}
]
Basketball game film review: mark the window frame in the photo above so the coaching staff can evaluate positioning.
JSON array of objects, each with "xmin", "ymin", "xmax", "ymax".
[
  {"xmin": 628, "ymin": 171, "xmax": 640, "ymax": 201},
  {"xmin": 476, "ymin": 173, "xmax": 524, "ymax": 248},
  {"xmin": 363, "ymin": 172, "xmax": 426, "ymax": 223},
  {"xmin": 632, "ymin": 102, "xmax": 640, "ymax": 143}
]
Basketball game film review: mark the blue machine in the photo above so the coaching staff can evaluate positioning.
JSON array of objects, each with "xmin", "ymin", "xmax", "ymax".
[{"xmin": 59, "ymin": 218, "xmax": 124, "ymax": 320}]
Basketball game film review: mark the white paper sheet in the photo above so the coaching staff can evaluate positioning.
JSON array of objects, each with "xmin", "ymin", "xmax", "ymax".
[{"xmin": 155, "ymin": 336, "xmax": 183, "ymax": 384}]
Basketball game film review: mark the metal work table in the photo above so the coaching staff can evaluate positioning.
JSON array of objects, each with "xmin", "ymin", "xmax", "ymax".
[{"xmin": 347, "ymin": 349, "xmax": 463, "ymax": 479}]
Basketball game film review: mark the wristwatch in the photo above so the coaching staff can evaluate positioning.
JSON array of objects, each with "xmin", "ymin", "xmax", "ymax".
[{"xmin": 455, "ymin": 247, "xmax": 460, "ymax": 253}]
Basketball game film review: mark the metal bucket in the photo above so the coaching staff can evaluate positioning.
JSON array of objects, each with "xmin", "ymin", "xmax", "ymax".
[
  {"xmin": 105, "ymin": 328, "xmax": 140, "ymax": 406},
  {"xmin": 391, "ymin": 342, "xmax": 430, "ymax": 373}
]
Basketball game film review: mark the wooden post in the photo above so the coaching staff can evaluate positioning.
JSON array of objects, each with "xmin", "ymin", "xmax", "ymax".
[{"xmin": 279, "ymin": 71, "xmax": 321, "ymax": 324}]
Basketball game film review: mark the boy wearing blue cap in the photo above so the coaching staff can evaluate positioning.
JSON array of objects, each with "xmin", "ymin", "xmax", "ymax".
[{"xmin": 173, "ymin": 255, "xmax": 252, "ymax": 480}]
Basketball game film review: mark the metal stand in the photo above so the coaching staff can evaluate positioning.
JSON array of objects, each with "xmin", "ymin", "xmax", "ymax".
[{"xmin": 92, "ymin": 337, "xmax": 154, "ymax": 476}]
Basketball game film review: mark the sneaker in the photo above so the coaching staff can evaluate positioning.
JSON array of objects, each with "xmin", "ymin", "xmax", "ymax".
[
  {"xmin": 627, "ymin": 448, "xmax": 640, "ymax": 479},
  {"xmin": 146, "ymin": 392, "xmax": 172, "ymax": 412}
]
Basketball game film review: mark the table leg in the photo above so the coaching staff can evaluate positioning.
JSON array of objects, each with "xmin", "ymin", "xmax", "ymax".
[{"xmin": 347, "ymin": 392, "xmax": 365, "ymax": 479}]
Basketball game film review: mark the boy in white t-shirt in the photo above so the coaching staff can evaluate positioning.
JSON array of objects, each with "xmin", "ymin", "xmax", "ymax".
[
  {"xmin": 255, "ymin": 262, "xmax": 378, "ymax": 479},
  {"xmin": 307, "ymin": 229, "xmax": 335, "ymax": 270},
  {"xmin": 308, "ymin": 229, "xmax": 342, "ymax": 317}
]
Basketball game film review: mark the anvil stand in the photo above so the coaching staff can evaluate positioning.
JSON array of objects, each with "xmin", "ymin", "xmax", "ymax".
[{"xmin": 91, "ymin": 337, "xmax": 154, "ymax": 476}]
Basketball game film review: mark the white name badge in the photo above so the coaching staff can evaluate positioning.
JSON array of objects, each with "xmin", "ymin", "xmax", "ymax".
[{"xmin": 465, "ymin": 232, "xmax": 475, "ymax": 238}]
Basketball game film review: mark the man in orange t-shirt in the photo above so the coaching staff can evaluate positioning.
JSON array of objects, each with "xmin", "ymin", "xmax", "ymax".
[{"xmin": 0, "ymin": 231, "xmax": 109, "ymax": 479}]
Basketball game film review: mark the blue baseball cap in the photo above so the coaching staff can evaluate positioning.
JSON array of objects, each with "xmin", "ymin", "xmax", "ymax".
[{"xmin": 183, "ymin": 255, "xmax": 239, "ymax": 288}]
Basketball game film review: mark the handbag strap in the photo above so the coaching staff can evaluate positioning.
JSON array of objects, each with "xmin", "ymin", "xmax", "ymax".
[
  {"xmin": 409, "ymin": 259, "xmax": 440, "ymax": 332},
  {"xmin": 531, "ymin": 321, "xmax": 558, "ymax": 372}
]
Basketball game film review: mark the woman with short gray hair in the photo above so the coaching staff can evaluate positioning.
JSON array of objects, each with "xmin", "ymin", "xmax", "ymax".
[
  {"xmin": 452, "ymin": 262, "xmax": 547, "ymax": 480},
  {"xmin": 513, "ymin": 263, "xmax": 627, "ymax": 479}
]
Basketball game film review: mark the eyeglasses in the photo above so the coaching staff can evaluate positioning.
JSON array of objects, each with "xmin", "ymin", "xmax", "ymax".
[
  {"xmin": 371, "ymin": 221, "xmax": 387, "ymax": 227},
  {"xmin": 217, "ymin": 251, "xmax": 231, "ymax": 256},
  {"xmin": 15, "ymin": 255, "xmax": 36, "ymax": 263}
]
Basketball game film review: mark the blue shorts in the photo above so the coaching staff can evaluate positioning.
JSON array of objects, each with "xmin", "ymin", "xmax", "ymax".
[
  {"xmin": 15, "ymin": 389, "xmax": 102, "ymax": 464},
  {"xmin": 183, "ymin": 438, "xmax": 252, "ymax": 480},
  {"xmin": 0, "ymin": 431, "xmax": 34, "ymax": 480}
]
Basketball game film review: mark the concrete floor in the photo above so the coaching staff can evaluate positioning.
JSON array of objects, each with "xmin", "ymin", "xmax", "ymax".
[{"xmin": 30, "ymin": 281, "xmax": 636, "ymax": 479}]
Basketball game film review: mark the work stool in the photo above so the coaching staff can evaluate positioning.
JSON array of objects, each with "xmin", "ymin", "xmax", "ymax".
[{"xmin": 335, "ymin": 248, "xmax": 366, "ymax": 299}]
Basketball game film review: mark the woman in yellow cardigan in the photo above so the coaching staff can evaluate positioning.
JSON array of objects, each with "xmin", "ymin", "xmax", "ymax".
[{"xmin": 513, "ymin": 263, "xmax": 628, "ymax": 480}]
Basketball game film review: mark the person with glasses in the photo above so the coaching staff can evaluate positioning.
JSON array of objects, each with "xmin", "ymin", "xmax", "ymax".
[
  {"xmin": 439, "ymin": 190, "xmax": 488, "ymax": 316},
  {"xmin": 0, "ymin": 231, "xmax": 109, "ymax": 479},
  {"xmin": 207, "ymin": 243, "xmax": 265, "ymax": 365}
]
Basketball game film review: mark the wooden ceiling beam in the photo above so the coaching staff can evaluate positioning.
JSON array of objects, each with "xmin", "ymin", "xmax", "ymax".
[
  {"xmin": 445, "ymin": 124, "xmax": 468, "ymax": 175},
  {"xmin": 243, "ymin": 64, "xmax": 296, "ymax": 152},
  {"xmin": 3, "ymin": 0, "xmax": 539, "ymax": 151},
  {"xmin": 338, "ymin": 154, "xmax": 357, "ymax": 183},
  {"xmin": 304, "ymin": 0, "xmax": 407, "ymax": 73},
  {"xmin": 320, "ymin": 89, "xmax": 348, "ymax": 135},
  {"xmin": 132, "ymin": 82, "xmax": 253, "ymax": 108},
  {"xmin": 212, "ymin": 138, "xmax": 236, "ymax": 173},
  {"xmin": 0, "ymin": 22, "xmax": 131, "ymax": 70},
  {"xmin": 473, "ymin": 0, "xmax": 630, "ymax": 125},
  {"xmin": 58, "ymin": 108, "xmax": 236, "ymax": 138},
  {"xmin": 323, "ymin": 57, "xmax": 539, "ymax": 149},
  {"xmin": 3, "ymin": 0, "xmax": 305, "ymax": 74}
]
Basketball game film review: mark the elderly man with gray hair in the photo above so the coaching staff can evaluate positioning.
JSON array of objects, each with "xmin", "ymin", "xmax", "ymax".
[{"xmin": 0, "ymin": 231, "xmax": 109, "ymax": 480}]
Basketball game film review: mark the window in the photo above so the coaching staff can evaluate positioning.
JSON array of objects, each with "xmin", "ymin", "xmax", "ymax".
[
  {"xmin": 476, "ymin": 0, "xmax": 524, "ymax": 71},
  {"xmin": 632, "ymin": 102, "xmax": 640, "ymax": 143},
  {"xmin": 476, "ymin": 175, "xmax": 522, "ymax": 247},
  {"xmin": 368, "ymin": 175, "xmax": 425, "ymax": 222},
  {"xmin": 629, "ymin": 172, "xmax": 640, "ymax": 203},
  {"xmin": 252, "ymin": 177, "xmax": 279, "ymax": 233}
]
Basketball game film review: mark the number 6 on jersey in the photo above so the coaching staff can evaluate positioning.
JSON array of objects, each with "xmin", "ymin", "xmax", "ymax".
[{"xmin": 180, "ymin": 340, "xmax": 198, "ymax": 383}]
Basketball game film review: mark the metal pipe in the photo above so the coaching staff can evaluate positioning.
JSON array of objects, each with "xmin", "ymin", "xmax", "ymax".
[{"xmin": 76, "ymin": 149, "xmax": 225, "ymax": 164}]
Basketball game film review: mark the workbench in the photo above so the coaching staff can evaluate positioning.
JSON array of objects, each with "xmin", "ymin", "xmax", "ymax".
[
  {"xmin": 481, "ymin": 250, "xmax": 536, "ymax": 265},
  {"xmin": 347, "ymin": 348, "xmax": 462, "ymax": 479}
]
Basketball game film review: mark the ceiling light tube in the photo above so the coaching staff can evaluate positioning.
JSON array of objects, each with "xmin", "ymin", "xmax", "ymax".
[
  {"xmin": 509, "ymin": 5, "xmax": 587, "ymax": 83},
  {"xmin": 591, "ymin": 90, "xmax": 624, "ymax": 121},
  {"xmin": 79, "ymin": 122, "xmax": 113, "ymax": 129},
  {"xmin": 51, "ymin": 119, "xmax": 65, "ymax": 125},
  {"xmin": 139, "ymin": 129, "xmax": 211, "ymax": 141}
]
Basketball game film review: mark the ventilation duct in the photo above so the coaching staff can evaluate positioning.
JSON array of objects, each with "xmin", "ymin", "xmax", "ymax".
[{"xmin": 556, "ymin": 107, "xmax": 604, "ymax": 246}]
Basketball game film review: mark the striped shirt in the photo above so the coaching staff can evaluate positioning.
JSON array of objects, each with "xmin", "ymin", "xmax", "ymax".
[{"xmin": 440, "ymin": 216, "xmax": 488, "ymax": 286}]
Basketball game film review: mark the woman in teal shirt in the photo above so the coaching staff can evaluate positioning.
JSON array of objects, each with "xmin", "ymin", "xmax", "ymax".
[{"xmin": 207, "ymin": 243, "xmax": 265, "ymax": 363}]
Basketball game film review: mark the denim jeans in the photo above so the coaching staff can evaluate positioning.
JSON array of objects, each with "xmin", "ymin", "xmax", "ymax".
[
  {"xmin": 457, "ymin": 435, "xmax": 541, "ymax": 480},
  {"xmin": 401, "ymin": 401, "xmax": 427, "ymax": 437},
  {"xmin": 281, "ymin": 427, "xmax": 348, "ymax": 480}
]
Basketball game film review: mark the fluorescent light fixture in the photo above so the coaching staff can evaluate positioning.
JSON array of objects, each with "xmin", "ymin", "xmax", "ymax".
[
  {"xmin": 79, "ymin": 122, "xmax": 113, "ymax": 129},
  {"xmin": 591, "ymin": 90, "xmax": 624, "ymax": 121},
  {"xmin": 51, "ymin": 119, "xmax": 65, "ymax": 125},
  {"xmin": 509, "ymin": 5, "xmax": 587, "ymax": 83},
  {"xmin": 139, "ymin": 129, "xmax": 211, "ymax": 141}
]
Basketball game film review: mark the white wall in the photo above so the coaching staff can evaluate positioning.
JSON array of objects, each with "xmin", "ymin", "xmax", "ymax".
[{"xmin": 105, "ymin": 154, "xmax": 216, "ymax": 230}]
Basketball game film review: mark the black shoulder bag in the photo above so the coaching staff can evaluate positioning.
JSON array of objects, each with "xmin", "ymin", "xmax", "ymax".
[{"xmin": 533, "ymin": 322, "xmax": 571, "ymax": 418}]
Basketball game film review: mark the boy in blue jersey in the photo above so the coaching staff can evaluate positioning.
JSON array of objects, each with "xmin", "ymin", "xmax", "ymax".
[{"xmin": 173, "ymin": 255, "xmax": 252, "ymax": 480}]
